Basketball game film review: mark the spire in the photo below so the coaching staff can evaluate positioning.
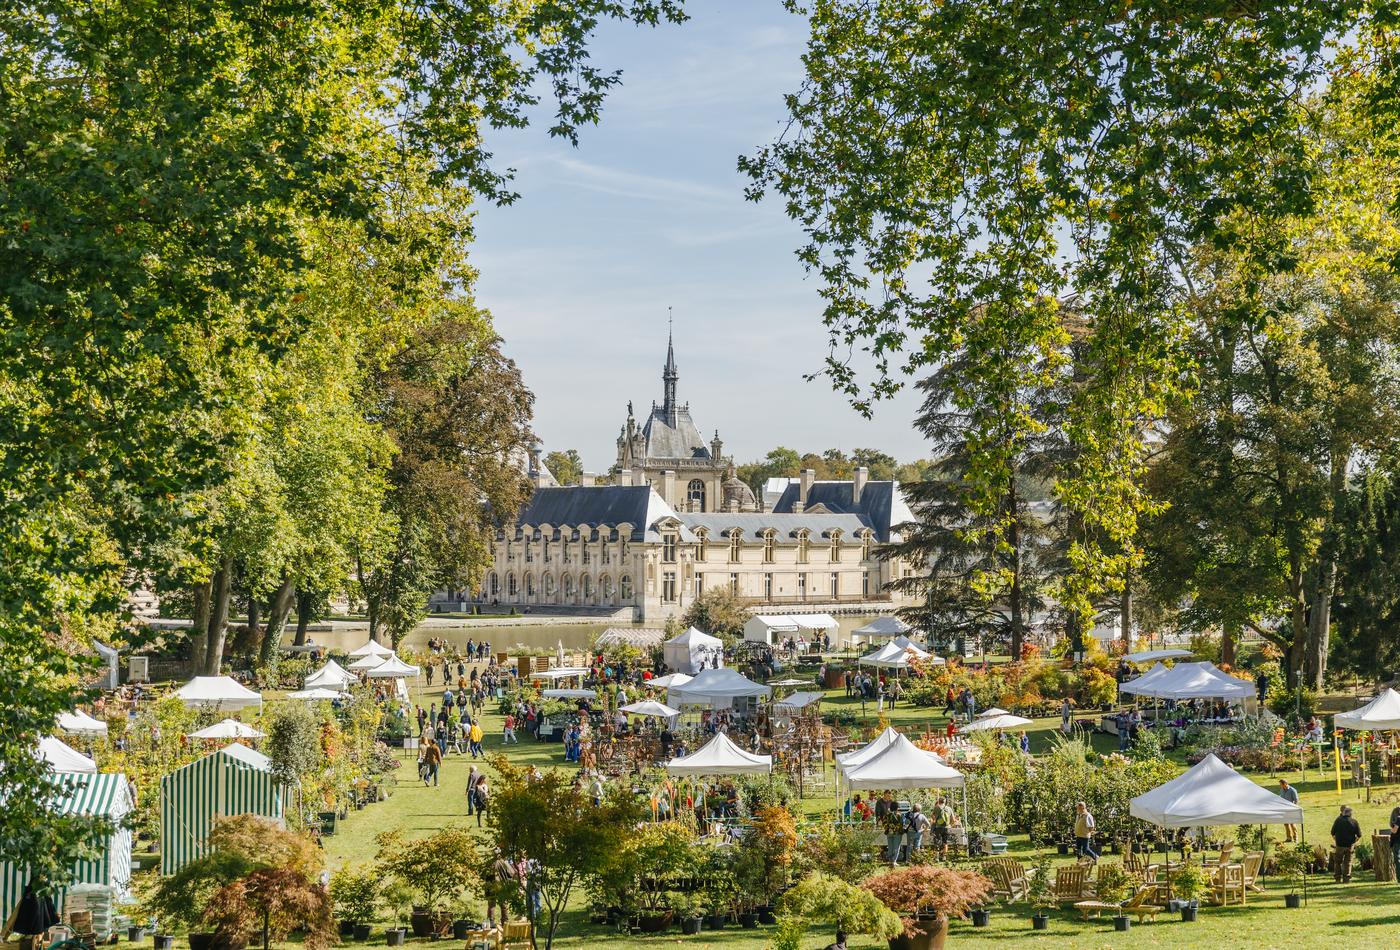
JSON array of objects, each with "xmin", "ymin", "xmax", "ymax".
[{"xmin": 662, "ymin": 306, "xmax": 678, "ymax": 421}]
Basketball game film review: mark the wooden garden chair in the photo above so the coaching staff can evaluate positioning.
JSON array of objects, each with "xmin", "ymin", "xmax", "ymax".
[
  {"xmin": 1207, "ymin": 842, "xmax": 1234, "ymax": 868},
  {"xmin": 1241, "ymin": 852, "xmax": 1265, "ymax": 893},
  {"xmin": 1121, "ymin": 884, "xmax": 1166, "ymax": 922},
  {"xmin": 499, "ymin": 919, "xmax": 532, "ymax": 950},
  {"xmin": 985, "ymin": 858, "xmax": 1033, "ymax": 902},
  {"xmin": 1053, "ymin": 865, "xmax": 1092, "ymax": 904},
  {"xmin": 1212, "ymin": 863, "xmax": 1246, "ymax": 906}
]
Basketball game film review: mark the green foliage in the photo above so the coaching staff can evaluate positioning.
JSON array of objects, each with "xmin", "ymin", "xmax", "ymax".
[
  {"xmin": 797, "ymin": 822, "xmax": 881, "ymax": 882},
  {"xmin": 681, "ymin": 587, "xmax": 749, "ymax": 644},
  {"xmin": 146, "ymin": 851, "xmax": 255, "ymax": 933},
  {"xmin": 1171, "ymin": 862, "xmax": 1209, "ymax": 903},
  {"xmin": 543, "ymin": 450, "xmax": 584, "ymax": 486},
  {"xmin": 775, "ymin": 872, "xmax": 903, "ymax": 950},
  {"xmin": 265, "ymin": 702, "xmax": 324, "ymax": 793},
  {"xmin": 1093, "ymin": 864, "xmax": 1137, "ymax": 905},
  {"xmin": 1275, "ymin": 842, "xmax": 1313, "ymax": 893},
  {"xmin": 1026, "ymin": 853, "xmax": 1054, "ymax": 911},
  {"xmin": 375, "ymin": 826, "xmax": 479, "ymax": 911},
  {"xmin": 330, "ymin": 866, "xmax": 382, "ymax": 925}
]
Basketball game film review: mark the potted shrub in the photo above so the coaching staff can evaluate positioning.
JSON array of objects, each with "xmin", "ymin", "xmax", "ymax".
[
  {"xmin": 700, "ymin": 859, "xmax": 736, "ymax": 930},
  {"xmin": 1170, "ymin": 863, "xmax": 1207, "ymax": 921},
  {"xmin": 1092, "ymin": 864, "xmax": 1136, "ymax": 932},
  {"xmin": 203, "ymin": 868, "xmax": 335, "ymax": 950},
  {"xmin": 672, "ymin": 894, "xmax": 704, "ymax": 935},
  {"xmin": 374, "ymin": 828, "xmax": 478, "ymax": 938},
  {"xmin": 863, "ymin": 865, "xmax": 993, "ymax": 950},
  {"xmin": 382, "ymin": 884, "xmax": 411, "ymax": 946},
  {"xmin": 774, "ymin": 872, "xmax": 902, "ymax": 950},
  {"xmin": 741, "ymin": 807, "xmax": 800, "ymax": 915},
  {"xmin": 1026, "ymin": 853, "xmax": 1054, "ymax": 930},
  {"xmin": 330, "ymin": 867, "xmax": 380, "ymax": 942},
  {"xmin": 969, "ymin": 905, "xmax": 990, "ymax": 928},
  {"xmin": 1276, "ymin": 843, "xmax": 1311, "ymax": 909},
  {"xmin": 449, "ymin": 898, "xmax": 478, "ymax": 940}
]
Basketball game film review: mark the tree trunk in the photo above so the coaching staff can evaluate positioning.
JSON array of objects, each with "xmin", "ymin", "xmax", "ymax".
[
  {"xmin": 204, "ymin": 557, "xmax": 234, "ymax": 675},
  {"xmin": 1006, "ymin": 482, "xmax": 1025, "ymax": 662},
  {"xmin": 258, "ymin": 578, "xmax": 298, "ymax": 666},
  {"xmin": 1221, "ymin": 619, "xmax": 1237, "ymax": 668},
  {"xmin": 235, "ymin": 596, "xmax": 260, "ymax": 659},
  {"xmin": 1285, "ymin": 554, "xmax": 1308, "ymax": 689},
  {"xmin": 1305, "ymin": 446, "xmax": 1348, "ymax": 690},
  {"xmin": 294, "ymin": 589, "xmax": 313, "ymax": 645},
  {"xmin": 1119, "ymin": 570, "xmax": 1133, "ymax": 649},
  {"xmin": 188, "ymin": 580, "xmax": 212, "ymax": 676}
]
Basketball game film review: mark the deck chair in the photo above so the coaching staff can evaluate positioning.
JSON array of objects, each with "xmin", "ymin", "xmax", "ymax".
[
  {"xmin": 500, "ymin": 919, "xmax": 533, "ymax": 950},
  {"xmin": 1241, "ymin": 852, "xmax": 1265, "ymax": 893},
  {"xmin": 1053, "ymin": 865, "xmax": 1092, "ymax": 904},
  {"xmin": 1207, "ymin": 842, "xmax": 1234, "ymax": 868},
  {"xmin": 1121, "ymin": 884, "xmax": 1166, "ymax": 923},
  {"xmin": 985, "ymin": 858, "xmax": 1032, "ymax": 902}
]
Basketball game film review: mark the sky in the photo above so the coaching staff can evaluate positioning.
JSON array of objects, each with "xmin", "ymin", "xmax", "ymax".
[{"xmin": 470, "ymin": 0, "xmax": 926, "ymax": 475}]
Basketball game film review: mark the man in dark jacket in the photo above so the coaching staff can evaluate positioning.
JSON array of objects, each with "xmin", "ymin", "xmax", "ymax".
[
  {"xmin": 1331, "ymin": 805, "xmax": 1362, "ymax": 883},
  {"xmin": 1390, "ymin": 803, "xmax": 1400, "ymax": 880}
]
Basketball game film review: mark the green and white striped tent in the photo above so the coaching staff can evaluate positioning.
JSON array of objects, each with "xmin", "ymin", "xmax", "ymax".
[
  {"xmin": 159, "ymin": 743, "xmax": 286, "ymax": 876},
  {"xmin": 1, "ymin": 772, "xmax": 134, "ymax": 925}
]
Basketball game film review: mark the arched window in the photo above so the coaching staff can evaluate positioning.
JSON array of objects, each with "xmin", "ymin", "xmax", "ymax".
[
  {"xmin": 525, "ymin": 573, "xmax": 535, "ymax": 597},
  {"xmin": 762, "ymin": 529, "xmax": 776, "ymax": 563},
  {"xmin": 600, "ymin": 574, "xmax": 614, "ymax": 601},
  {"xmin": 507, "ymin": 573, "xmax": 517, "ymax": 598},
  {"xmin": 696, "ymin": 528, "xmax": 708, "ymax": 561},
  {"xmin": 829, "ymin": 530, "xmax": 842, "ymax": 563},
  {"xmin": 796, "ymin": 529, "xmax": 810, "ymax": 564},
  {"xmin": 545, "ymin": 574, "xmax": 557, "ymax": 597},
  {"xmin": 563, "ymin": 574, "xmax": 574, "ymax": 601},
  {"xmin": 861, "ymin": 529, "xmax": 874, "ymax": 561},
  {"xmin": 729, "ymin": 531, "xmax": 742, "ymax": 563},
  {"xmin": 687, "ymin": 478, "xmax": 706, "ymax": 511},
  {"xmin": 620, "ymin": 574, "xmax": 633, "ymax": 601},
  {"xmin": 489, "ymin": 572, "xmax": 499, "ymax": 597},
  {"xmin": 581, "ymin": 575, "xmax": 593, "ymax": 600}
]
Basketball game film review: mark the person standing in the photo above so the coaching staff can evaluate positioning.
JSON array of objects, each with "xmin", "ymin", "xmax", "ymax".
[
  {"xmin": 503, "ymin": 712, "xmax": 517, "ymax": 744},
  {"xmin": 473, "ymin": 777, "xmax": 490, "ymax": 826},
  {"xmin": 1331, "ymin": 805, "xmax": 1362, "ymax": 883},
  {"xmin": 1073, "ymin": 801, "xmax": 1099, "ymax": 860},
  {"xmin": 930, "ymin": 797, "xmax": 952, "ymax": 860},
  {"xmin": 469, "ymin": 719, "xmax": 484, "ymax": 758},
  {"xmin": 1389, "ymin": 803, "xmax": 1400, "ymax": 881},
  {"xmin": 421, "ymin": 737, "xmax": 442, "ymax": 787},
  {"xmin": 881, "ymin": 804, "xmax": 906, "ymax": 865},
  {"xmin": 465, "ymin": 765, "xmax": 481, "ymax": 814},
  {"xmin": 1278, "ymin": 779, "xmax": 1299, "ymax": 842},
  {"xmin": 904, "ymin": 804, "xmax": 930, "ymax": 858}
]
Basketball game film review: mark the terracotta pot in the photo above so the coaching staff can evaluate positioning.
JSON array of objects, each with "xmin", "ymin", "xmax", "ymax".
[{"xmin": 888, "ymin": 917, "xmax": 947, "ymax": 950}]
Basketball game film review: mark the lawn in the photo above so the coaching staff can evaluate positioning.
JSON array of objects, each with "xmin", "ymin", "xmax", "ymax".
[{"xmin": 319, "ymin": 682, "xmax": 1400, "ymax": 950}]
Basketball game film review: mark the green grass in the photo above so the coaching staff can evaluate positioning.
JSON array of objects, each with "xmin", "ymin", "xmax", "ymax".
[{"xmin": 319, "ymin": 683, "xmax": 1400, "ymax": 949}]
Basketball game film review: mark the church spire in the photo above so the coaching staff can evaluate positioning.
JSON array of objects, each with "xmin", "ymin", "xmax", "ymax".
[{"xmin": 662, "ymin": 307, "xmax": 678, "ymax": 421}]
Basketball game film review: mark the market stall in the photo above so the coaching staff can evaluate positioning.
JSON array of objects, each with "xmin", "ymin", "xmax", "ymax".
[
  {"xmin": 666, "ymin": 667, "xmax": 771, "ymax": 710},
  {"xmin": 38, "ymin": 736, "xmax": 97, "ymax": 774},
  {"xmin": 159, "ymin": 744, "xmax": 287, "ymax": 875},
  {"xmin": 304, "ymin": 659, "xmax": 355, "ymax": 691},
  {"xmin": 186, "ymin": 719, "xmax": 265, "ymax": 740},
  {"xmin": 665, "ymin": 732, "xmax": 772, "ymax": 776},
  {"xmin": 347, "ymin": 639, "xmax": 393, "ymax": 658},
  {"xmin": 174, "ymin": 676, "xmax": 263, "ymax": 711},
  {"xmin": 662, "ymin": 627, "xmax": 724, "ymax": 675},
  {"xmin": 56, "ymin": 710, "xmax": 108, "ymax": 739}
]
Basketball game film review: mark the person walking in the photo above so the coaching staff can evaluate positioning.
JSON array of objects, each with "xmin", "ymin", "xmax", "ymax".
[
  {"xmin": 469, "ymin": 719, "xmax": 484, "ymax": 758},
  {"xmin": 1331, "ymin": 805, "xmax": 1362, "ymax": 883},
  {"xmin": 465, "ymin": 765, "xmax": 481, "ymax": 814},
  {"xmin": 930, "ymin": 798, "xmax": 952, "ymax": 861},
  {"xmin": 1073, "ymin": 801, "xmax": 1099, "ymax": 860},
  {"xmin": 904, "ymin": 803, "xmax": 930, "ymax": 858},
  {"xmin": 1278, "ymin": 779, "xmax": 1299, "ymax": 842},
  {"xmin": 474, "ymin": 777, "xmax": 490, "ymax": 827},
  {"xmin": 503, "ymin": 712, "xmax": 517, "ymax": 744},
  {"xmin": 881, "ymin": 805, "xmax": 906, "ymax": 865},
  {"xmin": 421, "ymin": 737, "xmax": 442, "ymax": 787}
]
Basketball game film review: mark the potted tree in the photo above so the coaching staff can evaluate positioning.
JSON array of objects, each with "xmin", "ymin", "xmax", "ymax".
[
  {"xmin": 450, "ymin": 898, "xmax": 479, "ymax": 940},
  {"xmin": 672, "ymin": 894, "xmax": 704, "ymax": 935},
  {"xmin": 330, "ymin": 867, "xmax": 380, "ymax": 941},
  {"xmin": 374, "ymin": 828, "xmax": 478, "ymax": 938},
  {"xmin": 1026, "ymin": 853, "xmax": 1054, "ymax": 930},
  {"xmin": 774, "ymin": 872, "xmax": 902, "ymax": 950},
  {"xmin": 1276, "ymin": 842, "xmax": 1311, "ymax": 909},
  {"xmin": 1170, "ymin": 862, "xmax": 1207, "ymax": 922},
  {"xmin": 863, "ymin": 865, "xmax": 993, "ymax": 950},
  {"xmin": 204, "ymin": 868, "xmax": 335, "ymax": 950},
  {"xmin": 382, "ymin": 883, "xmax": 411, "ymax": 946},
  {"xmin": 1092, "ymin": 864, "xmax": 1136, "ymax": 932},
  {"xmin": 741, "ymin": 807, "xmax": 799, "ymax": 923},
  {"xmin": 700, "ymin": 857, "xmax": 736, "ymax": 931}
]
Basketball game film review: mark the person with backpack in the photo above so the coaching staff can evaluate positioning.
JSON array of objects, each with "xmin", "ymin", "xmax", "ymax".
[
  {"xmin": 904, "ymin": 803, "xmax": 931, "ymax": 858},
  {"xmin": 465, "ymin": 765, "xmax": 481, "ymax": 814},
  {"xmin": 930, "ymin": 798, "xmax": 952, "ymax": 860},
  {"xmin": 473, "ymin": 777, "xmax": 490, "ymax": 827},
  {"xmin": 881, "ymin": 805, "xmax": 906, "ymax": 865}
]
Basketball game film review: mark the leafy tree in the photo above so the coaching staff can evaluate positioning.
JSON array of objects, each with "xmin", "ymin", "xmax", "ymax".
[
  {"xmin": 544, "ymin": 449, "xmax": 584, "ymax": 486},
  {"xmin": 485, "ymin": 756, "xmax": 644, "ymax": 950},
  {"xmin": 1331, "ymin": 467, "xmax": 1400, "ymax": 682},
  {"xmin": 681, "ymin": 587, "xmax": 750, "ymax": 644},
  {"xmin": 374, "ymin": 826, "xmax": 479, "ymax": 913},
  {"xmin": 851, "ymin": 448, "xmax": 898, "ymax": 481},
  {"xmin": 264, "ymin": 703, "xmax": 324, "ymax": 800}
]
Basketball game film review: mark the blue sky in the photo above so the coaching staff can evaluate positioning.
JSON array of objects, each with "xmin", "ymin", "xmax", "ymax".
[{"xmin": 471, "ymin": 0, "xmax": 925, "ymax": 474}]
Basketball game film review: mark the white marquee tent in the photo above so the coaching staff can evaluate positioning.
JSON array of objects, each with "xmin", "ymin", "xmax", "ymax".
[
  {"xmin": 1129, "ymin": 753, "xmax": 1302, "ymax": 827},
  {"xmin": 187, "ymin": 718, "xmax": 265, "ymax": 740},
  {"xmin": 1117, "ymin": 662, "xmax": 1171, "ymax": 697},
  {"xmin": 743, "ymin": 613, "xmax": 837, "ymax": 646},
  {"xmin": 1123, "ymin": 648, "xmax": 1192, "ymax": 664},
  {"xmin": 175, "ymin": 676, "xmax": 263, "ymax": 711},
  {"xmin": 287, "ymin": 687, "xmax": 346, "ymax": 701},
  {"xmin": 663, "ymin": 627, "xmax": 724, "ymax": 675},
  {"xmin": 348, "ymin": 652, "xmax": 388, "ymax": 671},
  {"xmin": 843, "ymin": 733, "xmax": 965, "ymax": 790},
  {"xmin": 649, "ymin": 672, "xmax": 692, "ymax": 690},
  {"xmin": 1335, "ymin": 688, "xmax": 1400, "ymax": 731},
  {"xmin": 39, "ymin": 736, "xmax": 97, "ymax": 773},
  {"xmin": 57, "ymin": 710, "xmax": 109, "ymax": 738},
  {"xmin": 961, "ymin": 713, "xmax": 1034, "ymax": 733},
  {"xmin": 304, "ymin": 660, "xmax": 355, "ymax": 690},
  {"xmin": 836, "ymin": 726, "xmax": 904, "ymax": 775},
  {"xmin": 621, "ymin": 699, "xmax": 680, "ymax": 720},
  {"xmin": 1134, "ymin": 661, "xmax": 1255, "ymax": 701},
  {"xmin": 364, "ymin": 654, "xmax": 420, "ymax": 678},
  {"xmin": 347, "ymin": 639, "xmax": 393, "ymax": 658},
  {"xmin": 851, "ymin": 616, "xmax": 912, "ymax": 643},
  {"xmin": 666, "ymin": 732, "xmax": 771, "ymax": 776},
  {"xmin": 667, "ymin": 667, "xmax": 771, "ymax": 709},
  {"xmin": 530, "ymin": 667, "xmax": 590, "ymax": 682},
  {"xmin": 858, "ymin": 640, "xmax": 937, "ymax": 669}
]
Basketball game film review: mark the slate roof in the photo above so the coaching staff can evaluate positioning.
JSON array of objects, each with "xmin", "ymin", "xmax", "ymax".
[
  {"xmin": 679, "ymin": 512, "xmax": 873, "ymax": 543},
  {"xmin": 641, "ymin": 405, "xmax": 711, "ymax": 460},
  {"xmin": 512, "ymin": 486, "xmax": 694, "ymax": 541},
  {"xmin": 771, "ymin": 480, "xmax": 913, "ymax": 542}
]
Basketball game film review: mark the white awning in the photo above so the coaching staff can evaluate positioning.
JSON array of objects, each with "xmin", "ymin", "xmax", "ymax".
[
  {"xmin": 960, "ymin": 714, "xmax": 1034, "ymax": 732},
  {"xmin": 974, "ymin": 707, "xmax": 1011, "ymax": 719},
  {"xmin": 1123, "ymin": 648, "xmax": 1193, "ymax": 664},
  {"xmin": 287, "ymin": 687, "xmax": 346, "ymax": 701},
  {"xmin": 837, "ymin": 726, "xmax": 904, "ymax": 775},
  {"xmin": 56, "ymin": 710, "xmax": 108, "ymax": 737},
  {"xmin": 843, "ymin": 734, "xmax": 965, "ymax": 790},
  {"xmin": 852, "ymin": 616, "xmax": 911, "ymax": 638},
  {"xmin": 348, "ymin": 652, "xmax": 388, "ymax": 670},
  {"xmin": 187, "ymin": 718, "xmax": 266, "ymax": 739},
  {"xmin": 530, "ymin": 667, "xmax": 590, "ymax": 682},
  {"xmin": 1130, "ymin": 753, "xmax": 1303, "ymax": 827},
  {"xmin": 365, "ymin": 655, "xmax": 420, "ymax": 678},
  {"xmin": 175, "ymin": 676, "xmax": 262, "ymax": 711},
  {"xmin": 1118, "ymin": 662, "xmax": 1171, "ymax": 697},
  {"xmin": 1335, "ymin": 688, "xmax": 1400, "ymax": 731},
  {"xmin": 857, "ymin": 640, "xmax": 940, "ymax": 669},
  {"xmin": 39, "ymin": 735, "xmax": 98, "ymax": 773},
  {"xmin": 621, "ymin": 700, "xmax": 681, "ymax": 718},
  {"xmin": 666, "ymin": 732, "xmax": 771, "ymax": 776},
  {"xmin": 304, "ymin": 660, "xmax": 355, "ymax": 690},
  {"xmin": 774, "ymin": 691, "xmax": 824, "ymax": 711},
  {"xmin": 648, "ymin": 673, "xmax": 692, "ymax": 690},
  {"xmin": 347, "ymin": 639, "xmax": 394, "ymax": 658},
  {"xmin": 667, "ymin": 667, "xmax": 771, "ymax": 709},
  {"xmin": 541, "ymin": 688, "xmax": 596, "ymax": 699},
  {"xmin": 1126, "ymin": 661, "xmax": 1255, "ymax": 700}
]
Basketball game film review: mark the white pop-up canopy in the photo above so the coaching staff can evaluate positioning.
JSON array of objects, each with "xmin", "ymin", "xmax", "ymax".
[
  {"xmin": 666, "ymin": 732, "xmax": 772, "ymax": 776},
  {"xmin": 662, "ymin": 627, "xmax": 724, "ymax": 675},
  {"xmin": 648, "ymin": 672, "xmax": 692, "ymax": 690},
  {"xmin": 1123, "ymin": 648, "xmax": 1193, "ymax": 664},
  {"xmin": 1335, "ymin": 688, "xmax": 1400, "ymax": 731},
  {"xmin": 304, "ymin": 660, "xmax": 355, "ymax": 690},
  {"xmin": 287, "ymin": 687, "xmax": 346, "ymax": 701},
  {"xmin": 57, "ymin": 710, "xmax": 108, "ymax": 737},
  {"xmin": 39, "ymin": 736, "xmax": 98, "ymax": 773},
  {"xmin": 541, "ymin": 688, "xmax": 596, "ymax": 699},
  {"xmin": 187, "ymin": 718, "xmax": 265, "ymax": 739},
  {"xmin": 975, "ymin": 707, "xmax": 1011, "ymax": 719},
  {"xmin": 742, "ymin": 613, "xmax": 838, "ymax": 645},
  {"xmin": 961, "ymin": 713, "xmax": 1034, "ymax": 733},
  {"xmin": 858, "ymin": 640, "xmax": 938, "ymax": 669},
  {"xmin": 1138, "ymin": 661, "xmax": 1255, "ymax": 700},
  {"xmin": 1130, "ymin": 753, "xmax": 1303, "ymax": 827},
  {"xmin": 175, "ymin": 676, "xmax": 263, "ymax": 711},
  {"xmin": 667, "ymin": 667, "xmax": 771, "ymax": 709},
  {"xmin": 852, "ymin": 616, "xmax": 911, "ymax": 641},
  {"xmin": 347, "ymin": 639, "xmax": 393, "ymax": 658},
  {"xmin": 348, "ymin": 652, "xmax": 387, "ymax": 671},
  {"xmin": 621, "ymin": 699, "xmax": 681, "ymax": 719},
  {"xmin": 843, "ymin": 733, "xmax": 965, "ymax": 790},
  {"xmin": 1117, "ymin": 662, "xmax": 1171, "ymax": 697},
  {"xmin": 365, "ymin": 654, "xmax": 420, "ymax": 678},
  {"xmin": 530, "ymin": 667, "xmax": 590, "ymax": 682},
  {"xmin": 836, "ymin": 726, "xmax": 904, "ymax": 775}
]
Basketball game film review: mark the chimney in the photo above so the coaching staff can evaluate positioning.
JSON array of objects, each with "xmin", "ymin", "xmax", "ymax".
[
  {"xmin": 660, "ymin": 470, "xmax": 677, "ymax": 502},
  {"xmin": 580, "ymin": 472, "xmax": 596, "ymax": 487},
  {"xmin": 620, "ymin": 468, "xmax": 632, "ymax": 487},
  {"xmin": 853, "ymin": 466, "xmax": 869, "ymax": 504},
  {"xmin": 796, "ymin": 468, "xmax": 815, "ymax": 513}
]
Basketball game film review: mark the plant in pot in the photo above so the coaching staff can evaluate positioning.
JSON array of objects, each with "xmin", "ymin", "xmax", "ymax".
[
  {"xmin": 699, "ymin": 853, "xmax": 738, "ymax": 930},
  {"xmin": 863, "ymin": 865, "xmax": 993, "ymax": 950},
  {"xmin": 740, "ymin": 807, "xmax": 800, "ymax": 923},
  {"xmin": 773, "ymin": 872, "xmax": 902, "ymax": 950},
  {"xmin": 330, "ymin": 867, "xmax": 381, "ymax": 942},
  {"xmin": 374, "ymin": 827, "xmax": 479, "ymax": 938},
  {"xmin": 1025, "ymin": 852, "xmax": 1054, "ymax": 930},
  {"xmin": 1091, "ymin": 863, "xmax": 1137, "ymax": 932},
  {"xmin": 671, "ymin": 894, "xmax": 705, "ymax": 936},
  {"xmin": 382, "ymin": 883, "xmax": 412, "ymax": 946},
  {"xmin": 204, "ymin": 868, "xmax": 336, "ymax": 950},
  {"xmin": 1275, "ymin": 842, "xmax": 1311, "ymax": 909},
  {"xmin": 449, "ymin": 898, "xmax": 479, "ymax": 941},
  {"xmin": 1170, "ymin": 862, "xmax": 1208, "ymax": 921}
]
